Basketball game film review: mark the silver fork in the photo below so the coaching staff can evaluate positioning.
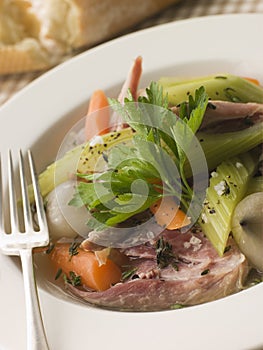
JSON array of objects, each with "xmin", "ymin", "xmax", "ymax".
[{"xmin": 0, "ymin": 150, "xmax": 50, "ymax": 350}]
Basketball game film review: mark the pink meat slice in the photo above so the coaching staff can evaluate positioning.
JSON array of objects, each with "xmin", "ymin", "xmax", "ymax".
[
  {"xmin": 110, "ymin": 56, "xmax": 143, "ymax": 130},
  {"xmin": 66, "ymin": 230, "xmax": 248, "ymax": 311},
  {"xmin": 172, "ymin": 100, "xmax": 263, "ymax": 132},
  {"xmin": 117, "ymin": 56, "xmax": 143, "ymax": 103}
]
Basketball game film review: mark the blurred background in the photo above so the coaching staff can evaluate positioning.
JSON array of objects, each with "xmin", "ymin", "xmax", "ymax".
[{"xmin": 0, "ymin": 0, "xmax": 262, "ymax": 106}]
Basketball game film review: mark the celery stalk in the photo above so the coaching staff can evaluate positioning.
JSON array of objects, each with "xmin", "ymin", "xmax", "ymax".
[
  {"xmin": 199, "ymin": 152, "xmax": 258, "ymax": 256},
  {"xmin": 31, "ymin": 122, "xmax": 261, "ymax": 202},
  {"xmin": 28, "ymin": 128, "xmax": 134, "ymax": 202},
  {"xmin": 184, "ymin": 123, "xmax": 262, "ymax": 178},
  {"xmin": 197, "ymin": 123, "xmax": 262, "ymax": 174},
  {"xmin": 159, "ymin": 74, "xmax": 263, "ymax": 105},
  {"xmin": 77, "ymin": 127, "xmax": 134, "ymax": 173},
  {"xmin": 28, "ymin": 144, "xmax": 83, "ymax": 202}
]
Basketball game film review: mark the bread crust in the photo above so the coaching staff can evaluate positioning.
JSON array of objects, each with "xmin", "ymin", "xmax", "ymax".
[
  {"xmin": 69, "ymin": 0, "xmax": 178, "ymax": 48},
  {"xmin": 0, "ymin": 0, "xmax": 49, "ymax": 73},
  {"xmin": 0, "ymin": 0, "xmax": 179, "ymax": 74},
  {"xmin": 0, "ymin": 40, "xmax": 50, "ymax": 74}
]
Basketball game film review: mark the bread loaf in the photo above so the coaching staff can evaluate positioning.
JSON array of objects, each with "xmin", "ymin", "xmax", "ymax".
[{"xmin": 0, "ymin": 0, "xmax": 179, "ymax": 74}]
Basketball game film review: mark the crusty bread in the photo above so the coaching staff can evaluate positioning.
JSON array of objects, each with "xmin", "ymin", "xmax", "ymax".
[
  {"xmin": 0, "ymin": 0, "xmax": 179, "ymax": 74},
  {"xmin": 0, "ymin": 40, "xmax": 50, "ymax": 74},
  {"xmin": 0, "ymin": 0, "xmax": 52, "ymax": 74}
]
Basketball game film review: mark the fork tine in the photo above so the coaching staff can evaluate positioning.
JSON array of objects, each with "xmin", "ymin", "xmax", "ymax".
[
  {"xmin": 27, "ymin": 150, "xmax": 47, "ymax": 231},
  {"xmin": 0, "ymin": 154, "xmax": 3, "ymax": 231},
  {"xmin": 8, "ymin": 150, "xmax": 19, "ymax": 232},
  {"xmin": 19, "ymin": 150, "xmax": 32, "ymax": 232}
]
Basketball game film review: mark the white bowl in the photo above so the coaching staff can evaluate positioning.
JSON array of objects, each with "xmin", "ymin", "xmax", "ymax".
[{"xmin": 0, "ymin": 13, "xmax": 262, "ymax": 350}]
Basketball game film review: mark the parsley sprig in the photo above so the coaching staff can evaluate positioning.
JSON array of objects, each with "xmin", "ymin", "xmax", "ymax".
[{"xmin": 70, "ymin": 82, "xmax": 208, "ymax": 230}]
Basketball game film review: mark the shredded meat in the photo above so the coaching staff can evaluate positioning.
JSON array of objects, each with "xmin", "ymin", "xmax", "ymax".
[{"xmin": 66, "ymin": 229, "xmax": 248, "ymax": 311}]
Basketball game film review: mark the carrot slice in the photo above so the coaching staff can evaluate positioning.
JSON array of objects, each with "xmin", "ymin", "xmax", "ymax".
[
  {"xmin": 150, "ymin": 197, "xmax": 191, "ymax": 230},
  {"xmin": 243, "ymin": 77, "xmax": 260, "ymax": 86},
  {"xmin": 85, "ymin": 89, "xmax": 110, "ymax": 141},
  {"xmin": 49, "ymin": 243, "xmax": 121, "ymax": 291}
]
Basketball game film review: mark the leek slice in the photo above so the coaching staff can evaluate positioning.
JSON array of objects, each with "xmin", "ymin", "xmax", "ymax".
[{"xmin": 199, "ymin": 152, "xmax": 258, "ymax": 256}]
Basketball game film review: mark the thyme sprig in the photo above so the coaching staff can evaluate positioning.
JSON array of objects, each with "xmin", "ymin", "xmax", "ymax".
[
  {"xmin": 64, "ymin": 271, "xmax": 82, "ymax": 287},
  {"xmin": 156, "ymin": 237, "xmax": 179, "ymax": 270},
  {"xmin": 68, "ymin": 241, "xmax": 80, "ymax": 261}
]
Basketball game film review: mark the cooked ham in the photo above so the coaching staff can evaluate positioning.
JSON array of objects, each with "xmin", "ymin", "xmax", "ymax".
[
  {"xmin": 110, "ymin": 56, "xmax": 143, "ymax": 130},
  {"xmin": 117, "ymin": 56, "xmax": 142, "ymax": 103},
  {"xmin": 172, "ymin": 100, "xmax": 263, "ymax": 132},
  {"xmin": 66, "ymin": 229, "xmax": 248, "ymax": 311}
]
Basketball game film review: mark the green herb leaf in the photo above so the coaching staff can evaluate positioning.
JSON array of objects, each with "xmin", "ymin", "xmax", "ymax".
[
  {"xmin": 170, "ymin": 303, "xmax": 185, "ymax": 310},
  {"xmin": 68, "ymin": 241, "xmax": 80, "ymax": 260},
  {"xmin": 156, "ymin": 237, "xmax": 179, "ymax": 270},
  {"xmin": 121, "ymin": 267, "xmax": 138, "ymax": 281},
  {"xmin": 71, "ymin": 82, "xmax": 208, "ymax": 231},
  {"xmin": 64, "ymin": 271, "xmax": 82, "ymax": 287},
  {"xmin": 55, "ymin": 268, "xmax": 62, "ymax": 280}
]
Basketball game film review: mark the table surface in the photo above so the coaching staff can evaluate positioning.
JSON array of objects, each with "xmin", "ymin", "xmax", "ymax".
[{"xmin": 0, "ymin": 0, "xmax": 262, "ymax": 106}]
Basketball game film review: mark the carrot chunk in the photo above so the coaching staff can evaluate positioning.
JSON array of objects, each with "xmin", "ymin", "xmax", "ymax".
[
  {"xmin": 243, "ymin": 77, "xmax": 260, "ymax": 86},
  {"xmin": 150, "ymin": 197, "xmax": 191, "ymax": 230},
  {"xmin": 85, "ymin": 89, "xmax": 110, "ymax": 141},
  {"xmin": 49, "ymin": 243, "xmax": 122, "ymax": 291}
]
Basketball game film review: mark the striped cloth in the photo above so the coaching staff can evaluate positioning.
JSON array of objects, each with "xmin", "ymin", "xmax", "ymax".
[
  {"xmin": 137, "ymin": 0, "xmax": 263, "ymax": 27},
  {"xmin": 0, "ymin": 0, "xmax": 262, "ymax": 106}
]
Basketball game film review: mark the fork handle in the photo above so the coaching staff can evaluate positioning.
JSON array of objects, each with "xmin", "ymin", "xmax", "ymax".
[{"xmin": 20, "ymin": 249, "xmax": 50, "ymax": 350}]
